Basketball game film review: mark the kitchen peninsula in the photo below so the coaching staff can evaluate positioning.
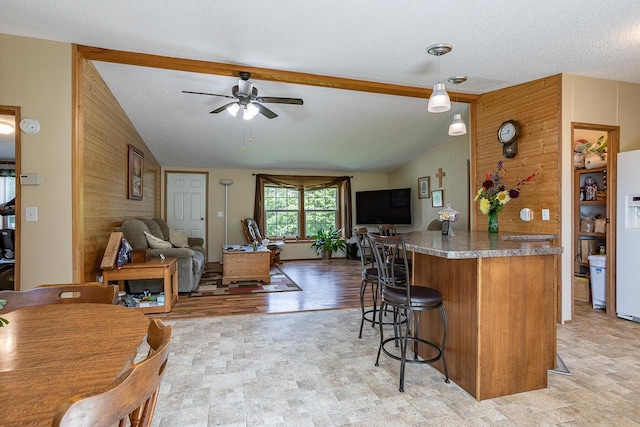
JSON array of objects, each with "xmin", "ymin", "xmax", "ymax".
[{"xmin": 403, "ymin": 231, "xmax": 562, "ymax": 401}]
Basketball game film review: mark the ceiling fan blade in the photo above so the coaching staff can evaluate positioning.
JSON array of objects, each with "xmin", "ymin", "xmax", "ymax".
[
  {"xmin": 210, "ymin": 102, "xmax": 237, "ymax": 114},
  {"xmin": 255, "ymin": 96, "xmax": 304, "ymax": 105},
  {"xmin": 254, "ymin": 103, "xmax": 278, "ymax": 119},
  {"xmin": 182, "ymin": 90, "xmax": 235, "ymax": 100}
]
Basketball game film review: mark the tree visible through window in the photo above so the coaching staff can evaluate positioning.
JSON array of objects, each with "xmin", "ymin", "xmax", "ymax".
[{"xmin": 264, "ymin": 186, "xmax": 337, "ymax": 238}]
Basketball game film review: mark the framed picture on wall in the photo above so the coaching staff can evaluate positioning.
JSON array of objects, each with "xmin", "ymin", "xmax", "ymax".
[
  {"xmin": 431, "ymin": 189, "xmax": 444, "ymax": 208},
  {"xmin": 128, "ymin": 145, "xmax": 144, "ymax": 200},
  {"xmin": 418, "ymin": 176, "xmax": 430, "ymax": 199}
]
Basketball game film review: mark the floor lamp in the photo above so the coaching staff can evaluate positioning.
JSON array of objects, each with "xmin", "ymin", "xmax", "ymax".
[{"xmin": 220, "ymin": 179, "xmax": 233, "ymax": 246}]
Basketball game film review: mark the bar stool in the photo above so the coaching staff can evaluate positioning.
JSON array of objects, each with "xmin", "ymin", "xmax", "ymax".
[
  {"xmin": 378, "ymin": 224, "xmax": 412, "ymax": 274},
  {"xmin": 354, "ymin": 227, "xmax": 379, "ymax": 338},
  {"xmin": 354, "ymin": 228, "xmax": 404, "ymax": 338},
  {"xmin": 368, "ymin": 234, "xmax": 449, "ymax": 392}
]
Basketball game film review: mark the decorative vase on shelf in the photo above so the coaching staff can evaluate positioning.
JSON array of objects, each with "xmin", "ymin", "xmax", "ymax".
[{"xmin": 488, "ymin": 210, "xmax": 499, "ymax": 233}]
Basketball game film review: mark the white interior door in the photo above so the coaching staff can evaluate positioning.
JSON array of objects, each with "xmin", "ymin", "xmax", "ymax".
[{"xmin": 166, "ymin": 172, "xmax": 207, "ymax": 247}]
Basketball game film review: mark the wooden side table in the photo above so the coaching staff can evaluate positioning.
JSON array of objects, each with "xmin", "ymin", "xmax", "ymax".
[
  {"xmin": 222, "ymin": 245, "xmax": 271, "ymax": 285},
  {"xmin": 102, "ymin": 257, "xmax": 178, "ymax": 313}
]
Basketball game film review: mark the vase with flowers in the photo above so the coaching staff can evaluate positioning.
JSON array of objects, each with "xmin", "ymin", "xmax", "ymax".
[{"xmin": 475, "ymin": 160, "xmax": 538, "ymax": 233}]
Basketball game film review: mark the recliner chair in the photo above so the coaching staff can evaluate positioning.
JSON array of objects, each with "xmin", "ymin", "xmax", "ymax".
[{"xmin": 240, "ymin": 218, "xmax": 284, "ymax": 266}]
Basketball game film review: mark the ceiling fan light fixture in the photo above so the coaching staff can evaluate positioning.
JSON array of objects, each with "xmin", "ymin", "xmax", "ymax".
[
  {"xmin": 0, "ymin": 121, "xmax": 15, "ymax": 135},
  {"xmin": 243, "ymin": 103, "xmax": 259, "ymax": 120},
  {"xmin": 448, "ymin": 113, "xmax": 467, "ymax": 136},
  {"xmin": 428, "ymin": 83, "xmax": 451, "ymax": 113},
  {"xmin": 226, "ymin": 103, "xmax": 241, "ymax": 117}
]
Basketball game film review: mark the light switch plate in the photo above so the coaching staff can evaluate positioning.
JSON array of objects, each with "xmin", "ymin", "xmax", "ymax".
[
  {"xmin": 26, "ymin": 206, "xmax": 38, "ymax": 222},
  {"xmin": 542, "ymin": 209, "xmax": 550, "ymax": 221}
]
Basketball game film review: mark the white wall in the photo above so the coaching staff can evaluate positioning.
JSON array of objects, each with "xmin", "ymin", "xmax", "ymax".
[
  {"xmin": 388, "ymin": 128, "xmax": 471, "ymax": 233},
  {"xmin": 162, "ymin": 167, "xmax": 388, "ymax": 262},
  {"xmin": 0, "ymin": 34, "xmax": 73, "ymax": 290},
  {"xmin": 560, "ymin": 74, "xmax": 640, "ymax": 322}
]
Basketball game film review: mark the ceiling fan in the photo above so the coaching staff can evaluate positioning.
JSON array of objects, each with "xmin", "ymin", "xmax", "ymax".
[{"xmin": 182, "ymin": 72, "xmax": 303, "ymax": 120}]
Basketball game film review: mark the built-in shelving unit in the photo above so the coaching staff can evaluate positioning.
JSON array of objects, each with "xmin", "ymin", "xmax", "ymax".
[
  {"xmin": 574, "ymin": 166, "xmax": 607, "ymax": 276},
  {"xmin": 571, "ymin": 123, "xmax": 619, "ymax": 318}
]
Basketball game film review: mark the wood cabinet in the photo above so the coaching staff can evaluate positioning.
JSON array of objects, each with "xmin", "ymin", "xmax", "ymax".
[{"xmin": 571, "ymin": 123, "xmax": 619, "ymax": 317}]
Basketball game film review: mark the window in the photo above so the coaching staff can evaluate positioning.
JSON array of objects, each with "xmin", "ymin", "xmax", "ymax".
[
  {"xmin": 304, "ymin": 187, "xmax": 337, "ymax": 236},
  {"xmin": 264, "ymin": 186, "xmax": 338, "ymax": 238},
  {"xmin": 264, "ymin": 186, "xmax": 299, "ymax": 238},
  {"xmin": 254, "ymin": 174, "xmax": 353, "ymax": 240}
]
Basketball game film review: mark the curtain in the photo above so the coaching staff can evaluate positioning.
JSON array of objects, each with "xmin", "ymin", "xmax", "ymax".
[{"xmin": 254, "ymin": 174, "xmax": 353, "ymax": 238}]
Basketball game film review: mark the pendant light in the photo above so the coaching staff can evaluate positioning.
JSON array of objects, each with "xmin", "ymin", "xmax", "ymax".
[
  {"xmin": 447, "ymin": 76, "xmax": 468, "ymax": 136},
  {"xmin": 427, "ymin": 43, "xmax": 452, "ymax": 113},
  {"xmin": 448, "ymin": 114, "xmax": 467, "ymax": 136}
]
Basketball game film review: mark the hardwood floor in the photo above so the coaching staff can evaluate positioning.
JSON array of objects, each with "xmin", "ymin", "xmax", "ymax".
[{"xmin": 149, "ymin": 258, "xmax": 364, "ymax": 321}]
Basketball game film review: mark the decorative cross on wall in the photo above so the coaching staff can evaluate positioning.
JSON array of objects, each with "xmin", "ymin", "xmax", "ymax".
[{"xmin": 436, "ymin": 168, "xmax": 446, "ymax": 188}]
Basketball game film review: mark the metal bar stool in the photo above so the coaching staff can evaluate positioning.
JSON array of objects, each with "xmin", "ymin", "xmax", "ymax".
[
  {"xmin": 354, "ymin": 228, "xmax": 402, "ymax": 338},
  {"xmin": 369, "ymin": 234, "xmax": 449, "ymax": 392}
]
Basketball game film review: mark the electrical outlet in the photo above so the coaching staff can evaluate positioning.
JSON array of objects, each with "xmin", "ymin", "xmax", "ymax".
[
  {"xmin": 218, "ymin": 211, "xmax": 224, "ymax": 217},
  {"xmin": 542, "ymin": 209, "xmax": 550, "ymax": 221}
]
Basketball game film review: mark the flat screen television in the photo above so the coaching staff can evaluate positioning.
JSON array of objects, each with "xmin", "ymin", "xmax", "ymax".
[{"xmin": 355, "ymin": 188, "xmax": 412, "ymax": 225}]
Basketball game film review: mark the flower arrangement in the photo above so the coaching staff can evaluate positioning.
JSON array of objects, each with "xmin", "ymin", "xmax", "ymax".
[{"xmin": 475, "ymin": 161, "xmax": 538, "ymax": 221}]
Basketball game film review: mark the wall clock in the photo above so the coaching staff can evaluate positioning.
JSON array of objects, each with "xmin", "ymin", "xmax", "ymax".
[
  {"xmin": 19, "ymin": 118, "xmax": 40, "ymax": 134},
  {"xmin": 497, "ymin": 120, "xmax": 519, "ymax": 158}
]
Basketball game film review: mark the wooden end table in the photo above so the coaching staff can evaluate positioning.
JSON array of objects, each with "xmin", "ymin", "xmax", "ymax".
[
  {"xmin": 222, "ymin": 245, "xmax": 271, "ymax": 285},
  {"xmin": 102, "ymin": 257, "xmax": 178, "ymax": 313}
]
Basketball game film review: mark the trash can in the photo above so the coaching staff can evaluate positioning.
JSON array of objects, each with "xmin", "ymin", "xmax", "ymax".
[{"xmin": 588, "ymin": 255, "xmax": 606, "ymax": 309}]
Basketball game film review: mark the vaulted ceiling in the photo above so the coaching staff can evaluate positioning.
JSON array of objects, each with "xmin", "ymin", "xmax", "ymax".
[{"xmin": 3, "ymin": 1, "xmax": 640, "ymax": 172}]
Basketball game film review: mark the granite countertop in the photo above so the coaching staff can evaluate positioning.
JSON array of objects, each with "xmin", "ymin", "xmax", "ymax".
[{"xmin": 403, "ymin": 231, "xmax": 563, "ymax": 259}]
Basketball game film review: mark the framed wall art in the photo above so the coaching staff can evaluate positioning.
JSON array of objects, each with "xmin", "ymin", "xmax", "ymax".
[
  {"xmin": 418, "ymin": 176, "xmax": 430, "ymax": 199},
  {"xmin": 431, "ymin": 189, "xmax": 444, "ymax": 208},
  {"xmin": 128, "ymin": 145, "xmax": 144, "ymax": 200}
]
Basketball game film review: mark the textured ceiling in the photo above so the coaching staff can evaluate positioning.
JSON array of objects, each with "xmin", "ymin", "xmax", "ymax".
[{"xmin": 2, "ymin": 0, "xmax": 640, "ymax": 172}]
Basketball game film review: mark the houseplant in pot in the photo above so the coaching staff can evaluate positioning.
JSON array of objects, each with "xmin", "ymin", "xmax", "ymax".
[{"xmin": 310, "ymin": 226, "xmax": 346, "ymax": 261}]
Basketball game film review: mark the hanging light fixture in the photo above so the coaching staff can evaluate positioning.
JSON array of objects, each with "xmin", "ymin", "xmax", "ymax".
[
  {"xmin": 428, "ymin": 83, "xmax": 451, "ymax": 113},
  {"xmin": 447, "ymin": 75, "xmax": 468, "ymax": 136},
  {"xmin": 427, "ymin": 43, "xmax": 452, "ymax": 113},
  {"xmin": 448, "ymin": 114, "xmax": 467, "ymax": 136}
]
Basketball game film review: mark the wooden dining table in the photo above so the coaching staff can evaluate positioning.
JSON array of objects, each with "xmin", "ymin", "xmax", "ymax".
[{"xmin": 0, "ymin": 303, "xmax": 150, "ymax": 426}]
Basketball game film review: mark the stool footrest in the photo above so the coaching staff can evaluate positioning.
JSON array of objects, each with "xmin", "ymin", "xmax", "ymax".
[{"xmin": 380, "ymin": 336, "xmax": 443, "ymax": 364}]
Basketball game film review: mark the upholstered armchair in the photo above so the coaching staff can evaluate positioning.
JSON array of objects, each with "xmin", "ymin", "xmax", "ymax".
[{"xmin": 240, "ymin": 218, "xmax": 284, "ymax": 266}]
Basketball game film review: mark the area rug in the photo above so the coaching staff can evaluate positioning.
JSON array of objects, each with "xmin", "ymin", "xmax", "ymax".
[{"xmin": 190, "ymin": 262, "xmax": 302, "ymax": 296}]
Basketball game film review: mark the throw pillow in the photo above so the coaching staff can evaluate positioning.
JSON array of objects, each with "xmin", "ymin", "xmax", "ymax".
[
  {"xmin": 169, "ymin": 228, "xmax": 190, "ymax": 248},
  {"xmin": 144, "ymin": 231, "xmax": 172, "ymax": 249}
]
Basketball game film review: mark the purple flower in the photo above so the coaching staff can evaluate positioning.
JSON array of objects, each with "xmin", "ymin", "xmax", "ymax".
[{"xmin": 509, "ymin": 189, "xmax": 520, "ymax": 198}]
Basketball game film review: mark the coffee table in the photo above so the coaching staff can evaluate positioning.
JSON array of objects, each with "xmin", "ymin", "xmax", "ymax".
[{"xmin": 222, "ymin": 245, "xmax": 271, "ymax": 284}]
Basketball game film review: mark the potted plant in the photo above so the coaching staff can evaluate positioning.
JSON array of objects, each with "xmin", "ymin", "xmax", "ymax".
[{"xmin": 310, "ymin": 226, "xmax": 346, "ymax": 261}]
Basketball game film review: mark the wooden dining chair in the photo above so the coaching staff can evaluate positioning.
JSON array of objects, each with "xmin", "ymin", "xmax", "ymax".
[
  {"xmin": 53, "ymin": 319, "xmax": 172, "ymax": 427},
  {"xmin": 0, "ymin": 282, "xmax": 118, "ymax": 313}
]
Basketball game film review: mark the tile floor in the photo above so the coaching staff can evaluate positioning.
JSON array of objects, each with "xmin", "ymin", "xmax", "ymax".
[{"xmin": 152, "ymin": 304, "xmax": 640, "ymax": 426}]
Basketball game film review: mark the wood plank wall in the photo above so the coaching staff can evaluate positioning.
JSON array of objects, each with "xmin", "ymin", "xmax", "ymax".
[
  {"xmin": 81, "ymin": 59, "xmax": 161, "ymax": 281},
  {"xmin": 473, "ymin": 75, "xmax": 561, "ymax": 234}
]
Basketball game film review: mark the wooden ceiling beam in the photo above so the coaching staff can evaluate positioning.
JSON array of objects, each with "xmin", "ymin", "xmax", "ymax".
[{"xmin": 75, "ymin": 44, "xmax": 478, "ymax": 102}]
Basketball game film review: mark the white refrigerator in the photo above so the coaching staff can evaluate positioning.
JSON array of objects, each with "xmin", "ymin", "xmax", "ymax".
[{"xmin": 617, "ymin": 150, "xmax": 640, "ymax": 322}]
